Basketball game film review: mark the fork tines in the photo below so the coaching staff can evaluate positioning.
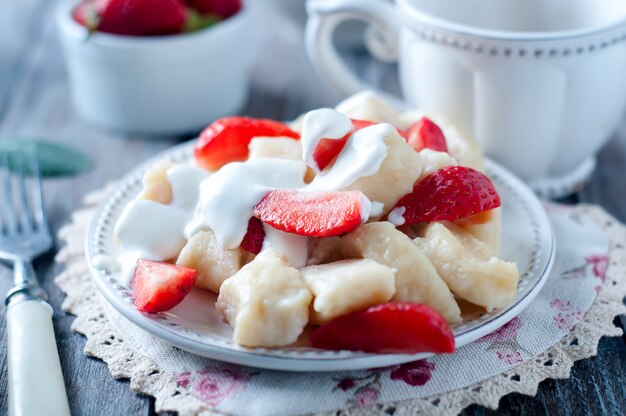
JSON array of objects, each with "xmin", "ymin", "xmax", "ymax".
[{"xmin": 0, "ymin": 145, "xmax": 47, "ymax": 237}]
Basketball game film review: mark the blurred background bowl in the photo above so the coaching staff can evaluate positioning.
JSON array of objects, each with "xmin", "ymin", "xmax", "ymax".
[{"xmin": 56, "ymin": 0, "xmax": 252, "ymax": 135}]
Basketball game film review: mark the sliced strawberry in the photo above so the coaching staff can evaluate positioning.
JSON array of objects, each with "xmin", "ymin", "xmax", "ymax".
[
  {"xmin": 253, "ymin": 189, "xmax": 367, "ymax": 237},
  {"xmin": 194, "ymin": 117, "xmax": 300, "ymax": 171},
  {"xmin": 131, "ymin": 260, "xmax": 196, "ymax": 313},
  {"xmin": 406, "ymin": 117, "xmax": 448, "ymax": 152},
  {"xmin": 240, "ymin": 217, "xmax": 265, "ymax": 254},
  {"xmin": 310, "ymin": 303, "xmax": 455, "ymax": 354},
  {"xmin": 312, "ymin": 119, "xmax": 409, "ymax": 171},
  {"xmin": 312, "ymin": 132, "xmax": 351, "ymax": 171},
  {"xmin": 391, "ymin": 166, "xmax": 501, "ymax": 224},
  {"xmin": 351, "ymin": 119, "xmax": 408, "ymax": 140},
  {"xmin": 350, "ymin": 119, "xmax": 376, "ymax": 131}
]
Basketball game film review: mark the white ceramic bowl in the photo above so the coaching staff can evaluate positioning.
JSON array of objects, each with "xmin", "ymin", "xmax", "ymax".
[{"xmin": 56, "ymin": 1, "xmax": 252, "ymax": 135}]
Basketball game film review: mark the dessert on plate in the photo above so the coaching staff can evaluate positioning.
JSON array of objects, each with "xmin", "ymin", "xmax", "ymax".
[{"xmin": 111, "ymin": 92, "xmax": 520, "ymax": 354}]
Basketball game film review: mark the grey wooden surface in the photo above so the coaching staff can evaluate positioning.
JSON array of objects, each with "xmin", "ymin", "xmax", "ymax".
[{"xmin": 0, "ymin": 1, "xmax": 624, "ymax": 415}]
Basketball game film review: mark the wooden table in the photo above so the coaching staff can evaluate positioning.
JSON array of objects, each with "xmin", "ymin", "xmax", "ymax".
[{"xmin": 0, "ymin": 1, "xmax": 624, "ymax": 414}]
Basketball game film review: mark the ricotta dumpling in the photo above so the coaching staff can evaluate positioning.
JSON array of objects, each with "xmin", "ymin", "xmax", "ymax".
[
  {"xmin": 339, "ymin": 222, "xmax": 462, "ymax": 323},
  {"xmin": 306, "ymin": 237, "xmax": 344, "ymax": 266},
  {"xmin": 335, "ymin": 90, "xmax": 405, "ymax": 127},
  {"xmin": 176, "ymin": 230, "xmax": 243, "ymax": 293},
  {"xmin": 301, "ymin": 259, "xmax": 395, "ymax": 324},
  {"xmin": 418, "ymin": 149, "xmax": 457, "ymax": 180},
  {"xmin": 414, "ymin": 222, "xmax": 519, "ymax": 312},
  {"xmin": 453, "ymin": 208, "xmax": 502, "ymax": 256},
  {"xmin": 216, "ymin": 249, "xmax": 312, "ymax": 347},
  {"xmin": 136, "ymin": 160, "xmax": 174, "ymax": 204},
  {"xmin": 344, "ymin": 130, "xmax": 423, "ymax": 216},
  {"xmin": 248, "ymin": 137, "xmax": 302, "ymax": 161},
  {"xmin": 400, "ymin": 110, "xmax": 485, "ymax": 171}
]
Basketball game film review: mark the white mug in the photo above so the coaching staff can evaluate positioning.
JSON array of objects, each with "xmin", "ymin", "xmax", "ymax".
[{"xmin": 306, "ymin": 0, "xmax": 626, "ymax": 189}]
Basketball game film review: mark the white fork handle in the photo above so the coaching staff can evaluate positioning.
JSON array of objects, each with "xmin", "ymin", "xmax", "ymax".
[{"xmin": 7, "ymin": 299, "xmax": 71, "ymax": 416}]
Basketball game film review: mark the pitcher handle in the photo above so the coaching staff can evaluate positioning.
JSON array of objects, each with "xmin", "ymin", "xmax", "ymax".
[{"xmin": 306, "ymin": 0, "xmax": 400, "ymax": 95}]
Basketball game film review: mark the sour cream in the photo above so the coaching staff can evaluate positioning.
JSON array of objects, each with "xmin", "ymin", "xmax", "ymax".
[
  {"xmin": 307, "ymin": 123, "xmax": 392, "ymax": 191},
  {"xmin": 114, "ymin": 108, "xmax": 402, "ymax": 272},
  {"xmin": 187, "ymin": 158, "xmax": 307, "ymax": 249}
]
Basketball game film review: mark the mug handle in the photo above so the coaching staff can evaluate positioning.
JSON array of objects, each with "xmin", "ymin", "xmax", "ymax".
[{"xmin": 306, "ymin": 0, "xmax": 400, "ymax": 95}]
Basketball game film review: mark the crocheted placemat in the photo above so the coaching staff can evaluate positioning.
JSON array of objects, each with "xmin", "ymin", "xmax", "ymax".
[{"xmin": 55, "ymin": 189, "xmax": 626, "ymax": 416}]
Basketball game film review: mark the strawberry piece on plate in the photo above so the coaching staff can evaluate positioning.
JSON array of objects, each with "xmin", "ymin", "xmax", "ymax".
[
  {"xmin": 310, "ymin": 302, "xmax": 455, "ymax": 354},
  {"xmin": 313, "ymin": 119, "xmax": 410, "ymax": 171},
  {"xmin": 351, "ymin": 118, "xmax": 409, "ymax": 140},
  {"xmin": 391, "ymin": 166, "xmax": 501, "ymax": 224},
  {"xmin": 240, "ymin": 217, "xmax": 265, "ymax": 254},
  {"xmin": 312, "ymin": 131, "xmax": 352, "ymax": 171},
  {"xmin": 131, "ymin": 260, "xmax": 196, "ymax": 313},
  {"xmin": 406, "ymin": 117, "xmax": 448, "ymax": 152},
  {"xmin": 253, "ymin": 189, "xmax": 368, "ymax": 237},
  {"xmin": 195, "ymin": 117, "xmax": 300, "ymax": 171}
]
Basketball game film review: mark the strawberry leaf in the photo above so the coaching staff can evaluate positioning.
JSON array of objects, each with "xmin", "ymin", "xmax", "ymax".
[{"xmin": 0, "ymin": 138, "xmax": 93, "ymax": 178}]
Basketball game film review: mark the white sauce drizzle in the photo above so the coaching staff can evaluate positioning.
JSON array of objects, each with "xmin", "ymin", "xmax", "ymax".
[
  {"xmin": 92, "ymin": 255, "xmax": 120, "ymax": 272},
  {"xmin": 387, "ymin": 206, "xmax": 406, "ymax": 226},
  {"xmin": 113, "ymin": 165, "xmax": 209, "ymax": 279},
  {"xmin": 369, "ymin": 201, "xmax": 385, "ymax": 218},
  {"xmin": 113, "ymin": 110, "xmax": 402, "ymax": 273},
  {"xmin": 307, "ymin": 123, "xmax": 392, "ymax": 191},
  {"xmin": 301, "ymin": 108, "xmax": 353, "ymax": 172},
  {"xmin": 187, "ymin": 158, "xmax": 307, "ymax": 249},
  {"xmin": 262, "ymin": 224, "xmax": 309, "ymax": 268}
]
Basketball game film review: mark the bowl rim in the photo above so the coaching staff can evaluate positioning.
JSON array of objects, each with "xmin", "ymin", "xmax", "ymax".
[
  {"xmin": 56, "ymin": 0, "xmax": 251, "ymax": 47},
  {"xmin": 398, "ymin": 0, "xmax": 626, "ymax": 43}
]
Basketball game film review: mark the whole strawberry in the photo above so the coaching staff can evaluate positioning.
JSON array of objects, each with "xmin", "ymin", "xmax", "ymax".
[
  {"xmin": 185, "ymin": 0, "xmax": 241, "ymax": 19},
  {"xmin": 73, "ymin": 0, "xmax": 188, "ymax": 36},
  {"xmin": 390, "ymin": 166, "xmax": 501, "ymax": 224}
]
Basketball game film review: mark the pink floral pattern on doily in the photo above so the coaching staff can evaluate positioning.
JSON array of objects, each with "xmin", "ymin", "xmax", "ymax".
[
  {"xmin": 586, "ymin": 254, "xmax": 609, "ymax": 293},
  {"xmin": 354, "ymin": 387, "xmax": 379, "ymax": 408},
  {"xmin": 477, "ymin": 317, "xmax": 530, "ymax": 360},
  {"xmin": 176, "ymin": 365, "xmax": 259, "ymax": 406},
  {"xmin": 561, "ymin": 253, "xmax": 609, "ymax": 294},
  {"xmin": 550, "ymin": 299, "xmax": 585, "ymax": 331},
  {"xmin": 390, "ymin": 360, "xmax": 435, "ymax": 386},
  {"xmin": 334, "ymin": 360, "xmax": 436, "ymax": 408}
]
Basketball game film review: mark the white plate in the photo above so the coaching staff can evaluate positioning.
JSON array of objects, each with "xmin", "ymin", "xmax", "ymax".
[{"xmin": 86, "ymin": 141, "xmax": 555, "ymax": 372}]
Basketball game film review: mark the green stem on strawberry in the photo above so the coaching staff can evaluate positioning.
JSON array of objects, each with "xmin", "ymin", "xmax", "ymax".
[{"xmin": 184, "ymin": 9, "xmax": 221, "ymax": 33}]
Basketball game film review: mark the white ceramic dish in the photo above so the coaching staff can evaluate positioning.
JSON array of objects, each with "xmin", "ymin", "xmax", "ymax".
[
  {"xmin": 56, "ymin": 0, "xmax": 251, "ymax": 135},
  {"xmin": 85, "ymin": 141, "xmax": 555, "ymax": 371}
]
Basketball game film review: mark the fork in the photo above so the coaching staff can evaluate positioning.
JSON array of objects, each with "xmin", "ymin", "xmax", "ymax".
[{"xmin": 1, "ymin": 146, "xmax": 70, "ymax": 416}]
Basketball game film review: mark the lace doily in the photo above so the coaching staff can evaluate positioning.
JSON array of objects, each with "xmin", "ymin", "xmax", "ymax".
[{"xmin": 55, "ymin": 187, "xmax": 626, "ymax": 416}]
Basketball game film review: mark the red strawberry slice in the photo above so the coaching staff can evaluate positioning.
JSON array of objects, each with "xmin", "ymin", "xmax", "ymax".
[
  {"xmin": 194, "ymin": 117, "xmax": 300, "ymax": 171},
  {"xmin": 253, "ymin": 189, "xmax": 368, "ymax": 237},
  {"xmin": 131, "ymin": 260, "xmax": 196, "ymax": 313},
  {"xmin": 406, "ymin": 117, "xmax": 448, "ymax": 152},
  {"xmin": 351, "ymin": 119, "xmax": 409, "ymax": 140},
  {"xmin": 310, "ymin": 303, "xmax": 455, "ymax": 354},
  {"xmin": 73, "ymin": 0, "xmax": 189, "ymax": 36},
  {"xmin": 312, "ymin": 132, "xmax": 352, "ymax": 171},
  {"xmin": 391, "ymin": 166, "xmax": 501, "ymax": 224},
  {"xmin": 240, "ymin": 217, "xmax": 265, "ymax": 254},
  {"xmin": 185, "ymin": 0, "xmax": 241, "ymax": 18},
  {"xmin": 312, "ymin": 119, "xmax": 409, "ymax": 171}
]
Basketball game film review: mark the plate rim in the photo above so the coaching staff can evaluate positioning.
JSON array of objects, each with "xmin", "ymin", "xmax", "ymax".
[{"xmin": 85, "ymin": 140, "xmax": 555, "ymax": 371}]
